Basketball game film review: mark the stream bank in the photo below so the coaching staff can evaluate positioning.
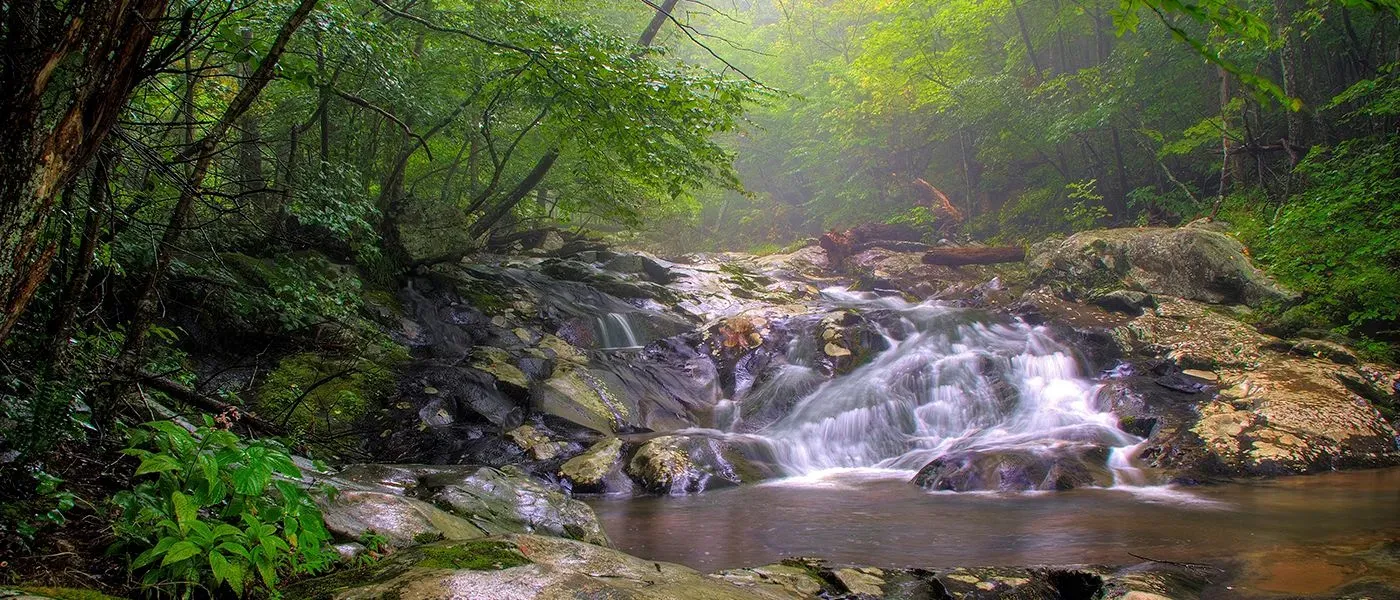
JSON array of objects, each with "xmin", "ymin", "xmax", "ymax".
[{"xmin": 12, "ymin": 222, "xmax": 1399, "ymax": 599}]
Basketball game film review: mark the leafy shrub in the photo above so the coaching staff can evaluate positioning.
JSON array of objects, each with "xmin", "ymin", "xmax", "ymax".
[
  {"xmin": 112, "ymin": 419, "xmax": 334, "ymax": 598},
  {"xmin": 1260, "ymin": 139, "xmax": 1400, "ymax": 343}
]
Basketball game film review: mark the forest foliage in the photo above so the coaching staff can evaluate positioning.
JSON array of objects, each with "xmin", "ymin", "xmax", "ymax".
[
  {"xmin": 636, "ymin": 0, "xmax": 1399, "ymax": 351},
  {"xmin": 0, "ymin": 0, "xmax": 1397, "ymax": 596}
]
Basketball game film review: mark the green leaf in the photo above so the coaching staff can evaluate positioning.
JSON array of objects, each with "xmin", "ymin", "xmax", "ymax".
[
  {"xmin": 209, "ymin": 551, "xmax": 235, "ymax": 585},
  {"xmin": 135, "ymin": 453, "xmax": 182, "ymax": 476},
  {"xmin": 132, "ymin": 536, "xmax": 178, "ymax": 569},
  {"xmin": 161, "ymin": 541, "xmax": 202, "ymax": 566},
  {"xmin": 217, "ymin": 541, "xmax": 252, "ymax": 559},
  {"xmin": 171, "ymin": 491, "xmax": 197, "ymax": 533}
]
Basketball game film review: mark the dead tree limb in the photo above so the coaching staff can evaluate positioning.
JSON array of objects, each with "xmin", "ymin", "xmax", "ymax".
[{"xmin": 922, "ymin": 246, "xmax": 1025, "ymax": 266}]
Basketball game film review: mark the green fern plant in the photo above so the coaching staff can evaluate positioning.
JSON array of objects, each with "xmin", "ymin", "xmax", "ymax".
[{"xmin": 112, "ymin": 419, "xmax": 335, "ymax": 598}]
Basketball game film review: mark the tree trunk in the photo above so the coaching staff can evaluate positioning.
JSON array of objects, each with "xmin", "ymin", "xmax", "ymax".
[
  {"xmin": 0, "ymin": 0, "xmax": 171, "ymax": 346},
  {"xmin": 469, "ymin": 149, "xmax": 560, "ymax": 238},
  {"xmin": 638, "ymin": 0, "xmax": 681, "ymax": 47},
  {"xmin": 1011, "ymin": 0, "xmax": 1044, "ymax": 77},
  {"xmin": 46, "ymin": 152, "xmax": 109, "ymax": 367},
  {"xmin": 922, "ymin": 246, "xmax": 1026, "ymax": 266},
  {"xmin": 1274, "ymin": 0, "xmax": 1306, "ymax": 154}
]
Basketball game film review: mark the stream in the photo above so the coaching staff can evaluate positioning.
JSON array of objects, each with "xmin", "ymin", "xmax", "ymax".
[
  {"xmin": 583, "ymin": 288, "xmax": 1400, "ymax": 596},
  {"xmin": 590, "ymin": 467, "xmax": 1400, "ymax": 595}
]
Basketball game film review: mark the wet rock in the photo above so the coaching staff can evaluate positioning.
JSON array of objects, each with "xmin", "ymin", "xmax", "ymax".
[
  {"xmin": 284, "ymin": 535, "xmax": 791, "ymax": 600},
  {"xmin": 317, "ymin": 490, "xmax": 487, "ymax": 548},
  {"xmin": 332, "ymin": 464, "xmax": 423, "ymax": 493},
  {"xmin": 1153, "ymin": 373, "xmax": 1208, "ymax": 394},
  {"xmin": 505, "ymin": 425, "xmax": 568, "ymax": 461},
  {"xmin": 1098, "ymin": 563, "xmax": 1211, "ymax": 600},
  {"xmin": 913, "ymin": 447, "xmax": 1113, "ymax": 492},
  {"xmin": 626, "ymin": 434, "xmax": 781, "ymax": 495},
  {"xmin": 1109, "ymin": 298, "xmax": 1400, "ymax": 479},
  {"xmin": 1094, "ymin": 289, "xmax": 1157, "ymax": 316},
  {"xmin": 603, "ymin": 253, "xmax": 676, "ymax": 284},
  {"xmin": 1287, "ymin": 338, "xmax": 1358, "ymax": 365},
  {"xmin": 423, "ymin": 466, "xmax": 609, "ymax": 547},
  {"xmin": 936, "ymin": 567, "xmax": 1062, "ymax": 598},
  {"xmin": 531, "ymin": 368, "xmax": 631, "ymax": 433},
  {"xmin": 1030, "ymin": 226, "xmax": 1295, "ymax": 308},
  {"xmin": 471, "ymin": 346, "xmax": 532, "ymax": 391},
  {"xmin": 559, "ymin": 437, "xmax": 624, "ymax": 493},
  {"xmin": 332, "ymin": 542, "xmax": 370, "ymax": 563},
  {"xmin": 832, "ymin": 567, "xmax": 886, "ymax": 596}
]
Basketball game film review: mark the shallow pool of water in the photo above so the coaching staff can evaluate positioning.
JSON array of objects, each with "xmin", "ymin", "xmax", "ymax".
[{"xmin": 589, "ymin": 467, "xmax": 1400, "ymax": 596}]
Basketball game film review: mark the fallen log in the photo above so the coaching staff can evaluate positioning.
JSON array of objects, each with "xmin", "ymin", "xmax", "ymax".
[
  {"xmin": 922, "ymin": 246, "xmax": 1025, "ymax": 266},
  {"xmin": 139, "ymin": 374, "xmax": 280, "ymax": 433},
  {"xmin": 853, "ymin": 240, "xmax": 934, "ymax": 253}
]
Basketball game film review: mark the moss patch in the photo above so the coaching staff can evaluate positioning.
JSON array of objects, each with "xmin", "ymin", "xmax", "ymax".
[
  {"xmin": 255, "ymin": 347, "xmax": 405, "ymax": 436},
  {"xmin": 415, "ymin": 540, "xmax": 531, "ymax": 571},
  {"xmin": 17, "ymin": 588, "xmax": 125, "ymax": 600}
]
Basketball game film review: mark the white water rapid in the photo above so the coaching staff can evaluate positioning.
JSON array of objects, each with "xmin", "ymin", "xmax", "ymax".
[{"xmin": 748, "ymin": 289, "xmax": 1145, "ymax": 485}]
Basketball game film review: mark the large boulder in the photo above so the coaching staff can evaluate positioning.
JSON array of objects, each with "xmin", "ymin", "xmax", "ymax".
[
  {"xmin": 1029, "ymin": 224, "xmax": 1295, "ymax": 308},
  {"xmin": 912, "ymin": 446, "xmax": 1114, "ymax": 492},
  {"xmin": 558, "ymin": 437, "xmax": 626, "ymax": 493},
  {"xmin": 530, "ymin": 368, "xmax": 632, "ymax": 434},
  {"xmin": 421, "ymin": 466, "xmax": 609, "ymax": 547},
  {"xmin": 626, "ymin": 434, "xmax": 781, "ymax": 495},
  {"xmin": 317, "ymin": 490, "xmax": 488, "ymax": 548},
  {"xmin": 323, "ymin": 464, "xmax": 609, "ymax": 548},
  {"xmin": 1106, "ymin": 298, "xmax": 1400, "ymax": 479}
]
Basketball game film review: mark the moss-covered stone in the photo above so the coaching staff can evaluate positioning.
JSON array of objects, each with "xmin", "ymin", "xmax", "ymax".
[
  {"xmin": 1029, "ymin": 225, "xmax": 1296, "ymax": 308},
  {"xmin": 559, "ymin": 437, "xmax": 623, "ymax": 492},
  {"xmin": 285, "ymin": 535, "xmax": 785, "ymax": 600},
  {"xmin": 414, "ymin": 540, "xmax": 530, "ymax": 570},
  {"xmin": 470, "ymin": 346, "xmax": 531, "ymax": 390},
  {"xmin": 530, "ymin": 368, "xmax": 631, "ymax": 433}
]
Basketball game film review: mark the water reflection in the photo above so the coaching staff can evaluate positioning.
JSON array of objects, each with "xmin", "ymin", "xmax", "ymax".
[{"xmin": 589, "ymin": 467, "xmax": 1400, "ymax": 595}]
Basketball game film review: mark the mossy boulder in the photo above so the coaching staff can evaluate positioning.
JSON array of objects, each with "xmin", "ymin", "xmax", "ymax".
[
  {"xmin": 422, "ymin": 466, "xmax": 610, "ymax": 547},
  {"xmin": 325, "ymin": 464, "xmax": 609, "ymax": 548},
  {"xmin": 1029, "ymin": 225, "xmax": 1296, "ymax": 308},
  {"xmin": 626, "ymin": 434, "xmax": 781, "ymax": 495},
  {"xmin": 558, "ymin": 437, "xmax": 624, "ymax": 493},
  {"xmin": 317, "ymin": 490, "xmax": 488, "ymax": 548},
  {"xmin": 530, "ymin": 368, "xmax": 632, "ymax": 433},
  {"xmin": 256, "ymin": 350, "xmax": 403, "ymax": 436}
]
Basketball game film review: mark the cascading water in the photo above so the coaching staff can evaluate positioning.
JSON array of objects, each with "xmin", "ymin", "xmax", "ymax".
[
  {"xmin": 595, "ymin": 312, "xmax": 643, "ymax": 350},
  {"xmin": 742, "ymin": 288, "xmax": 1147, "ymax": 486}
]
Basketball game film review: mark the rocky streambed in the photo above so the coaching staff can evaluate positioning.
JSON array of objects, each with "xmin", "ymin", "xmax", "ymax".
[{"xmin": 37, "ymin": 223, "xmax": 1394, "ymax": 600}]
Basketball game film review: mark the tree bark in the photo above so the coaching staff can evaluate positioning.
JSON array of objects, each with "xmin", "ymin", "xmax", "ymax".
[
  {"xmin": 922, "ymin": 246, "xmax": 1026, "ymax": 266},
  {"xmin": 0, "ymin": 0, "xmax": 171, "ymax": 346},
  {"xmin": 639, "ymin": 0, "xmax": 681, "ymax": 47}
]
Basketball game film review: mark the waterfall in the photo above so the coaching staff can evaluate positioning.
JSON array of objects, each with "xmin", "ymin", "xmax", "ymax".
[
  {"xmin": 748, "ymin": 289, "xmax": 1145, "ymax": 482},
  {"xmin": 595, "ymin": 312, "xmax": 643, "ymax": 350}
]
